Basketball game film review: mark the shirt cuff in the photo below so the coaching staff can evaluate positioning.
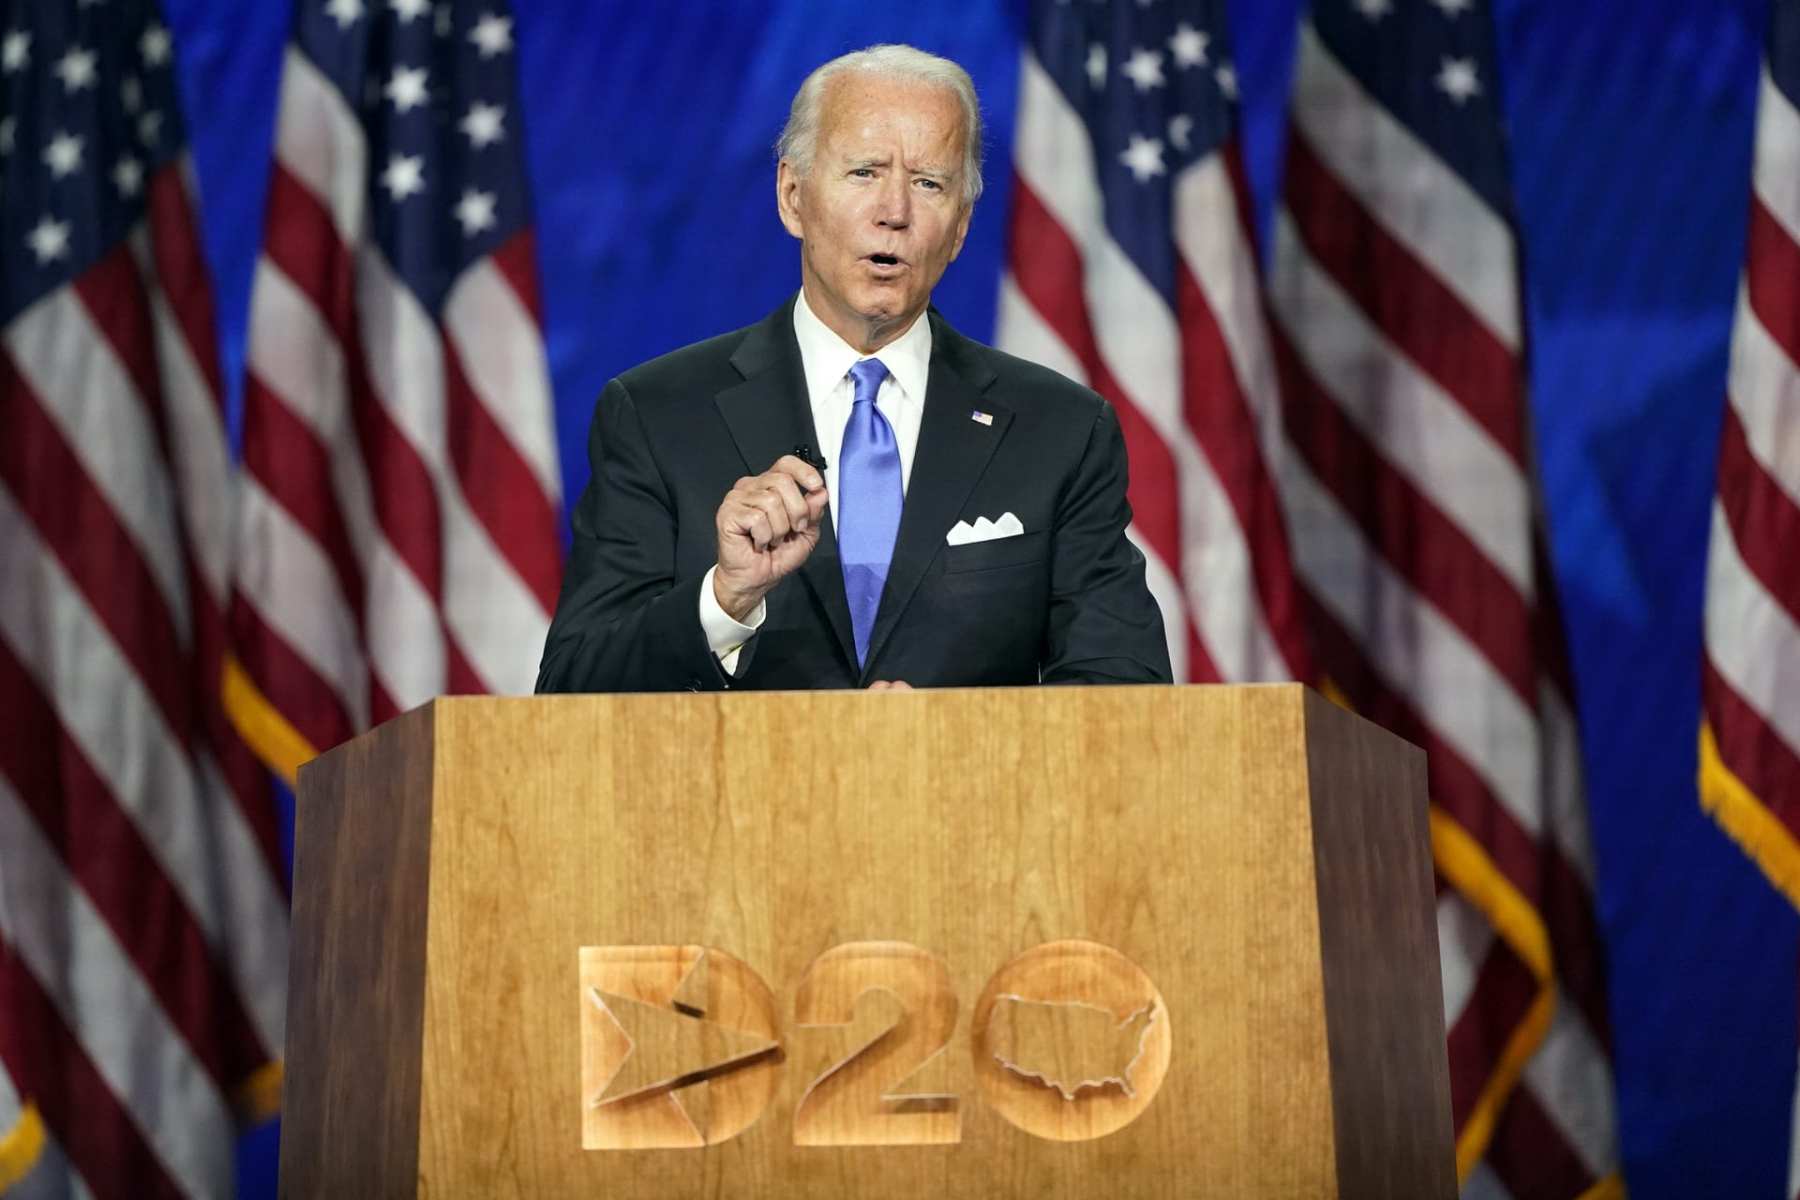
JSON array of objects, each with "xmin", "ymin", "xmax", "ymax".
[{"xmin": 699, "ymin": 565, "xmax": 766, "ymax": 676}]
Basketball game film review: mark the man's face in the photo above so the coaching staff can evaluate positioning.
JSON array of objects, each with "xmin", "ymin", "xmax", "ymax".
[{"xmin": 777, "ymin": 73, "xmax": 973, "ymax": 353}]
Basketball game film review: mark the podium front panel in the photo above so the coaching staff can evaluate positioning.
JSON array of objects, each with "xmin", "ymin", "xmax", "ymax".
[{"xmin": 284, "ymin": 685, "xmax": 1450, "ymax": 1199}]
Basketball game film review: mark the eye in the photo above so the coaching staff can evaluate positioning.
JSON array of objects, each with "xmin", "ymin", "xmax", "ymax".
[
  {"xmin": 915, "ymin": 177, "xmax": 943, "ymax": 191},
  {"xmin": 850, "ymin": 167, "xmax": 875, "ymax": 179}
]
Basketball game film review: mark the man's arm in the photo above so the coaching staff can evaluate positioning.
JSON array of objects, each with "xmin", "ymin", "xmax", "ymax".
[
  {"xmin": 537, "ymin": 377, "xmax": 829, "ymax": 693},
  {"xmin": 536, "ymin": 378, "xmax": 726, "ymax": 693},
  {"xmin": 1040, "ymin": 402, "xmax": 1174, "ymax": 685}
]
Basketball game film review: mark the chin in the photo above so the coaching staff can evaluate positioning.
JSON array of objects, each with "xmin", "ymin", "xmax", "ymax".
[{"xmin": 857, "ymin": 291, "xmax": 917, "ymax": 320}]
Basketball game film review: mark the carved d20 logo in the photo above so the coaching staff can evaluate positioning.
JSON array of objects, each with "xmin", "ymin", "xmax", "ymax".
[{"xmin": 579, "ymin": 945, "xmax": 782, "ymax": 1149}]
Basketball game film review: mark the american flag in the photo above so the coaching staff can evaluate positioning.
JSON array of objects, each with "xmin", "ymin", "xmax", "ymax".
[
  {"xmin": 1700, "ymin": 2, "xmax": 1800, "ymax": 1195},
  {"xmin": 1266, "ymin": 1, "xmax": 1618, "ymax": 1196},
  {"xmin": 995, "ymin": 0, "xmax": 1313, "ymax": 686},
  {"xmin": 228, "ymin": 0, "xmax": 562, "ymax": 781},
  {"xmin": 0, "ymin": 1, "xmax": 288, "ymax": 1196}
]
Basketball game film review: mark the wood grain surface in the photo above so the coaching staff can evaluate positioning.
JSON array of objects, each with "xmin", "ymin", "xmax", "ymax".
[
  {"xmin": 283, "ymin": 684, "xmax": 1452, "ymax": 1198},
  {"xmin": 279, "ymin": 704, "xmax": 435, "ymax": 1199},
  {"xmin": 1302, "ymin": 690, "xmax": 1455, "ymax": 1199}
]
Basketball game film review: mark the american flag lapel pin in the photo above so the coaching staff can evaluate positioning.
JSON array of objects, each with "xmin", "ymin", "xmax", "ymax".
[{"xmin": 970, "ymin": 410, "xmax": 993, "ymax": 426}]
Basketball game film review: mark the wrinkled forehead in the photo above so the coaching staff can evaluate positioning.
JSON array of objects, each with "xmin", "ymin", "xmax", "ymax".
[{"xmin": 816, "ymin": 73, "xmax": 968, "ymax": 166}]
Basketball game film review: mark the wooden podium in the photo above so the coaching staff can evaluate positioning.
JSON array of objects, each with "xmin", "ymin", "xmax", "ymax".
[{"xmin": 279, "ymin": 685, "xmax": 1453, "ymax": 1199}]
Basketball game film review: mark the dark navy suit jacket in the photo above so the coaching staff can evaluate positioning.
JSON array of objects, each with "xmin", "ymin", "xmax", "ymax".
[{"xmin": 535, "ymin": 297, "xmax": 1171, "ymax": 692}]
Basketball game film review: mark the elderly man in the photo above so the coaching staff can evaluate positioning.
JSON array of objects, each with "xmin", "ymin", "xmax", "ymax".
[{"xmin": 536, "ymin": 44, "xmax": 1170, "ymax": 692}]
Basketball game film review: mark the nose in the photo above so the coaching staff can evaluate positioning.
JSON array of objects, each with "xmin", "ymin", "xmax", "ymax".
[{"xmin": 873, "ymin": 174, "xmax": 910, "ymax": 228}]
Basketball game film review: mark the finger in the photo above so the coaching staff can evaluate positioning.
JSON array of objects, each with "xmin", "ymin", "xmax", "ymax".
[
  {"xmin": 763, "ymin": 473, "xmax": 811, "ymax": 530},
  {"xmin": 868, "ymin": 680, "xmax": 892, "ymax": 692},
  {"xmin": 718, "ymin": 478, "xmax": 767, "ymax": 533},
  {"xmin": 739, "ymin": 508, "xmax": 774, "ymax": 550},
  {"xmin": 769, "ymin": 454, "xmax": 826, "ymax": 496},
  {"xmin": 747, "ymin": 488, "xmax": 793, "ymax": 542}
]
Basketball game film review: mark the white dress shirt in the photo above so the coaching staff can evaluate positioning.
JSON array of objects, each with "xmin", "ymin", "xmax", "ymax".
[{"xmin": 699, "ymin": 291, "xmax": 934, "ymax": 672}]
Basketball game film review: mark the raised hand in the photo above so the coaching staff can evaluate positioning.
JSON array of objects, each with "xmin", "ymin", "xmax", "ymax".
[{"xmin": 713, "ymin": 454, "xmax": 830, "ymax": 621}]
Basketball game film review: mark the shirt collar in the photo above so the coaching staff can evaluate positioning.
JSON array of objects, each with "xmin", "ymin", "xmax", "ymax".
[{"xmin": 792, "ymin": 289, "xmax": 933, "ymax": 403}]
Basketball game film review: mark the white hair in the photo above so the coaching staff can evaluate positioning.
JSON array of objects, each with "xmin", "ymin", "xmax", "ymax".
[{"xmin": 776, "ymin": 44, "xmax": 985, "ymax": 205}]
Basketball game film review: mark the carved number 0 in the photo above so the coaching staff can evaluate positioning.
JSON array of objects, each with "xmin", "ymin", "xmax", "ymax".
[{"xmin": 791, "ymin": 941, "xmax": 960, "ymax": 1146}]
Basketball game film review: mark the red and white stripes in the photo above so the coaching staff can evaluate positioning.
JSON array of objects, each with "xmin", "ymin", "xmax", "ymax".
[
  {"xmin": 997, "ymin": 49, "xmax": 1311, "ymax": 685},
  {"xmin": 1699, "ymin": 61, "xmax": 1800, "ymax": 1200},
  {"xmin": 1269, "ymin": 22, "xmax": 1616, "ymax": 1198},
  {"xmin": 0, "ymin": 160, "xmax": 286, "ymax": 1197},
  {"xmin": 1701, "ymin": 64, "xmax": 1800, "ymax": 908},
  {"xmin": 230, "ymin": 49, "xmax": 562, "ymax": 775}
]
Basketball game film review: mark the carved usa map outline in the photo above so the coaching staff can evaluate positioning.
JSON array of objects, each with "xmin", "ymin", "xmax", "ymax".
[{"xmin": 984, "ymin": 995, "xmax": 1158, "ymax": 1101}]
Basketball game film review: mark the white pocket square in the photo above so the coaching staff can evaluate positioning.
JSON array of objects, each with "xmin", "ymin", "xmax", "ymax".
[{"xmin": 946, "ymin": 512, "xmax": 1025, "ymax": 546}]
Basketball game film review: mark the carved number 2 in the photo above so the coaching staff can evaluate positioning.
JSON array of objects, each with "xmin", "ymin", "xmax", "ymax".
[{"xmin": 791, "ymin": 941, "xmax": 960, "ymax": 1146}]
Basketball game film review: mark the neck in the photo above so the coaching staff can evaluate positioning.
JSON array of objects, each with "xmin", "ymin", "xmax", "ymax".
[{"xmin": 800, "ymin": 282, "xmax": 920, "ymax": 355}]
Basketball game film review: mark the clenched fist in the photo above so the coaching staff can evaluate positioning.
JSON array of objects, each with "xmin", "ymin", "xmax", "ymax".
[{"xmin": 713, "ymin": 454, "xmax": 829, "ymax": 621}]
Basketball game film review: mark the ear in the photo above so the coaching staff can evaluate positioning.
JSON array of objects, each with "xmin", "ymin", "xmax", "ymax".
[{"xmin": 776, "ymin": 159, "xmax": 806, "ymax": 240}]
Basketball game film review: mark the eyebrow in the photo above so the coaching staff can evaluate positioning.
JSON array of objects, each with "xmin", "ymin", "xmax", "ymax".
[{"xmin": 843, "ymin": 155, "xmax": 954, "ymax": 182}]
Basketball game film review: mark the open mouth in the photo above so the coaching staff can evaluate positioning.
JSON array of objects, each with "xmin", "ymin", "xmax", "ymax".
[{"xmin": 866, "ymin": 254, "xmax": 904, "ymax": 269}]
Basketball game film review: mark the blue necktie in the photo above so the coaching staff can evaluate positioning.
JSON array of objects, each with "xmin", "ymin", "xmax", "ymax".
[{"xmin": 838, "ymin": 358, "xmax": 900, "ymax": 667}]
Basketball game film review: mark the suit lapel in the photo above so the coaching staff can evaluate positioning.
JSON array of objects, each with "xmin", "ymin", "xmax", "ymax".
[
  {"xmin": 715, "ymin": 297, "xmax": 858, "ymax": 671},
  {"xmin": 861, "ymin": 314, "xmax": 1011, "ymax": 679}
]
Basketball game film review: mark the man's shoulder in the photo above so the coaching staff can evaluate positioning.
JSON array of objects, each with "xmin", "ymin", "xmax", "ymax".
[
  {"xmin": 611, "ymin": 321, "xmax": 761, "ymax": 400},
  {"xmin": 936, "ymin": 319, "xmax": 1107, "ymax": 428}
]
